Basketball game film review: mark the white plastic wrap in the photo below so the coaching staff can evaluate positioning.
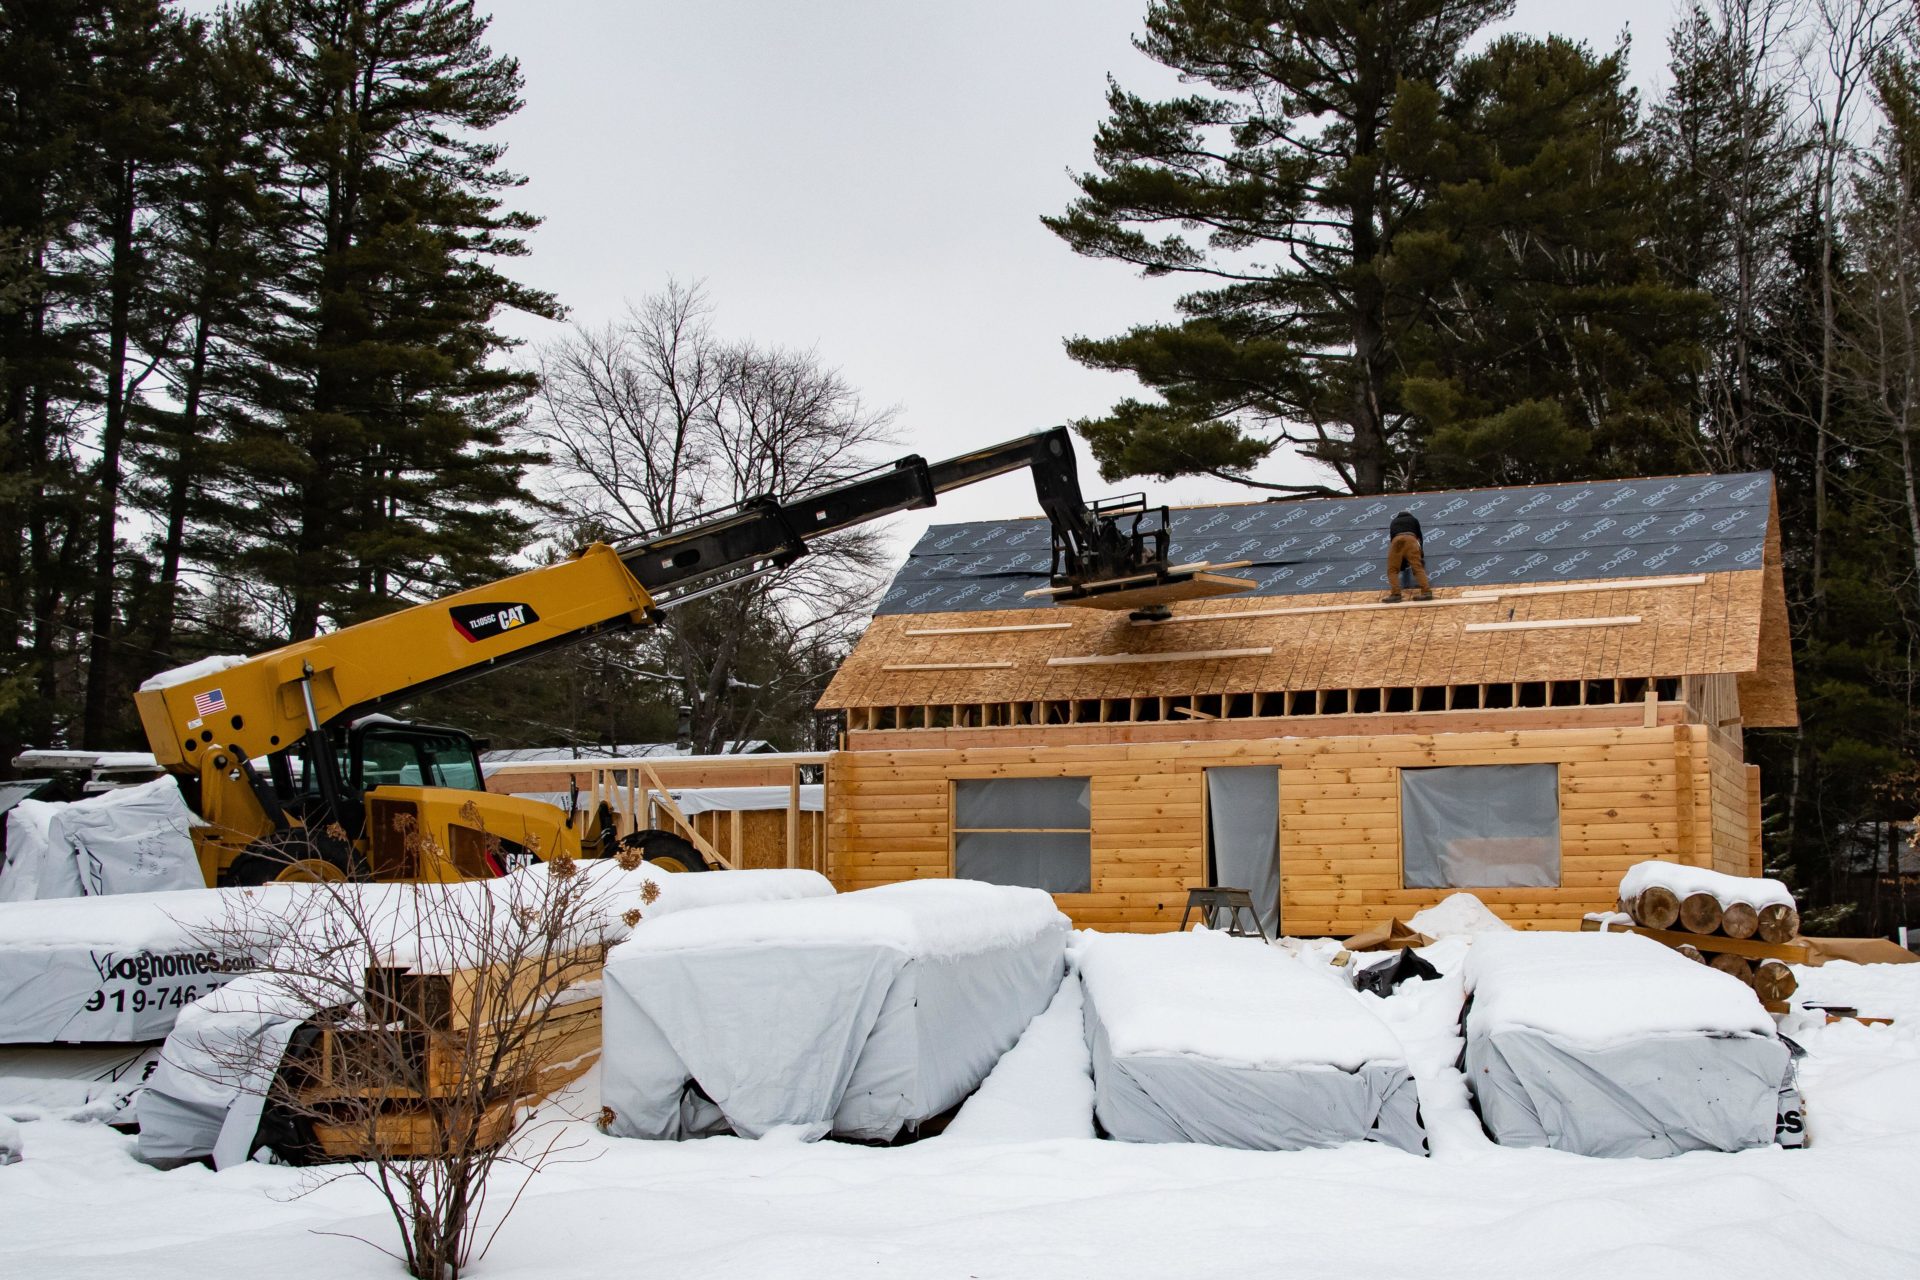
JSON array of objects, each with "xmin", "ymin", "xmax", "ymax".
[
  {"xmin": 53, "ymin": 777, "xmax": 204, "ymax": 897},
  {"xmin": 0, "ymin": 798, "xmax": 76, "ymax": 902},
  {"xmin": 601, "ymin": 880, "xmax": 1069, "ymax": 1142}
]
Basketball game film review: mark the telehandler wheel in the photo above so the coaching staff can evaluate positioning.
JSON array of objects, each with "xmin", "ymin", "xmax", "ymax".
[
  {"xmin": 225, "ymin": 830, "xmax": 359, "ymax": 886},
  {"xmin": 619, "ymin": 828, "xmax": 710, "ymax": 873}
]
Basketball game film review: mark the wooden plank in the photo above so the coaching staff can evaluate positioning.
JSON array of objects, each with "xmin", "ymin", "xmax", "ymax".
[
  {"xmin": 903, "ymin": 621, "xmax": 1074, "ymax": 636},
  {"xmin": 1137, "ymin": 593, "xmax": 1502, "ymax": 627},
  {"xmin": 1581, "ymin": 918, "xmax": 1812, "ymax": 963},
  {"xmin": 881, "ymin": 661, "xmax": 1017, "ymax": 671},
  {"xmin": 1047, "ymin": 646, "xmax": 1274, "ymax": 667},
  {"xmin": 1464, "ymin": 616, "xmax": 1642, "ymax": 633},
  {"xmin": 638, "ymin": 763, "xmax": 732, "ymax": 870},
  {"xmin": 1487, "ymin": 575, "xmax": 1706, "ymax": 598}
]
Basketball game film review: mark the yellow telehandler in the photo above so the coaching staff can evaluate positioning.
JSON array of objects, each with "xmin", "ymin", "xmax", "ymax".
[{"xmin": 132, "ymin": 429, "xmax": 1187, "ymax": 885}]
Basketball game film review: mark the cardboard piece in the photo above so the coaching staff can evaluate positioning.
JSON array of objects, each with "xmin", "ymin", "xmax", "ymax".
[
  {"xmin": 1342, "ymin": 919, "xmax": 1434, "ymax": 952},
  {"xmin": 1797, "ymin": 936, "xmax": 1920, "ymax": 966}
]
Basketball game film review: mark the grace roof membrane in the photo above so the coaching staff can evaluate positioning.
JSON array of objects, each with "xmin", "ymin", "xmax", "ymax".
[{"xmin": 876, "ymin": 472, "xmax": 1773, "ymax": 616}]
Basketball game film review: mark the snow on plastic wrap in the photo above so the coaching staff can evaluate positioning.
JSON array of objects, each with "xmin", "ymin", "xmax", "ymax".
[
  {"xmin": 0, "ymin": 863, "xmax": 833, "ymax": 1046},
  {"xmin": 1078, "ymin": 930, "xmax": 1424, "ymax": 1153},
  {"xmin": 601, "ymin": 881, "xmax": 1069, "ymax": 1142},
  {"xmin": 878, "ymin": 472, "xmax": 1774, "ymax": 614},
  {"xmin": 0, "ymin": 799, "xmax": 73, "ymax": 903},
  {"xmin": 1463, "ymin": 931, "xmax": 1786, "ymax": 1156},
  {"xmin": 0, "ymin": 780, "xmax": 202, "ymax": 903}
]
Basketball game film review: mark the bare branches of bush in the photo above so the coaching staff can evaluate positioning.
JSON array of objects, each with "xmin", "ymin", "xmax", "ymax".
[{"xmin": 180, "ymin": 833, "xmax": 637, "ymax": 1278}]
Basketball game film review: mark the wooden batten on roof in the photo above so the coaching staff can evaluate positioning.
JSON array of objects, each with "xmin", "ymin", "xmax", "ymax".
[{"xmin": 821, "ymin": 473, "xmax": 1797, "ymax": 729}]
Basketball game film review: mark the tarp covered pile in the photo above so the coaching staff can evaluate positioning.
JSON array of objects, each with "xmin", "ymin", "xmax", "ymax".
[
  {"xmin": 600, "ymin": 879, "xmax": 1069, "ymax": 1142},
  {"xmin": 134, "ymin": 864, "xmax": 834, "ymax": 1167},
  {"xmin": 0, "ymin": 859, "xmax": 830, "ymax": 1046},
  {"xmin": 1463, "ymin": 931, "xmax": 1789, "ymax": 1156},
  {"xmin": 0, "ymin": 778, "xmax": 202, "ymax": 903},
  {"xmin": 1079, "ymin": 930, "xmax": 1425, "ymax": 1154}
]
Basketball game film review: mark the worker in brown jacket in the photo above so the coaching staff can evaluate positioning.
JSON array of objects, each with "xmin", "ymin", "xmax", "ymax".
[{"xmin": 1383, "ymin": 510, "xmax": 1433, "ymax": 602}]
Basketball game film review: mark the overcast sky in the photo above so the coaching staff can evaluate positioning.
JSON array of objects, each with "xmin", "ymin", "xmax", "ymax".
[{"xmin": 480, "ymin": 0, "xmax": 1686, "ymax": 554}]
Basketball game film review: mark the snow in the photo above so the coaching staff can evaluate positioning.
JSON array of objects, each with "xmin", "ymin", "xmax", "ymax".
[
  {"xmin": 1465, "ymin": 930, "xmax": 1776, "ymax": 1046},
  {"xmin": 137, "ymin": 654, "xmax": 248, "ymax": 692},
  {"xmin": 943, "ymin": 958, "xmax": 1094, "ymax": 1142},
  {"xmin": 613, "ymin": 879, "xmax": 1067, "ymax": 960},
  {"xmin": 2, "ymin": 943, "xmax": 1919, "ymax": 1277},
  {"xmin": 1619, "ymin": 859, "xmax": 1795, "ymax": 910},
  {"xmin": 1078, "ymin": 929, "xmax": 1405, "ymax": 1071},
  {"xmin": 1407, "ymin": 891, "xmax": 1512, "ymax": 937}
]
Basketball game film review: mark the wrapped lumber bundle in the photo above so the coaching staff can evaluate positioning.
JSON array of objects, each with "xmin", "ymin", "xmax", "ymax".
[
  {"xmin": 600, "ymin": 880, "xmax": 1069, "ymax": 1143},
  {"xmin": 135, "ymin": 863, "xmax": 832, "ymax": 1167},
  {"xmin": 0, "ymin": 858, "xmax": 827, "ymax": 1047},
  {"xmin": 1617, "ymin": 862, "xmax": 1801, "ymax": 1002},
  {"xmin": 1078, "ymin": 930, "xmax": 1425, "ymax": 1154},
  {"xmin": 1464, "ymin": 932, "xmax": 1789, "ymax": 1157}
]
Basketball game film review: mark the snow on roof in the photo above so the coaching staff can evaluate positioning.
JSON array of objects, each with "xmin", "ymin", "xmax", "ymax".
[
  {"xmin": 1464, "ymin": 931, "xmax": 1775, "ymax": 1048},
  {"xmin": 1078, "ymin": 930, "xmax": 1406, "ymax": 1072},
  {"xmin": 610, "ymin": 879, "xmax": 1067, "ymax": 962}
]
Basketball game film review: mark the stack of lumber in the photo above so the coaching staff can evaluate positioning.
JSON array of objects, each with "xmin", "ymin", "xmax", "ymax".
[
  {"xmin": 295, "ymin": 954, "xmax": 604, "ymax": 1160},
  {"xmin": 1609, "ymin": 863, "xmax": 1802, "ymax": 1008}
]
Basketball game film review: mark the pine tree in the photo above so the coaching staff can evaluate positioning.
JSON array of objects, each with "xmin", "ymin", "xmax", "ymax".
[
  {"xmin": 1396, "ymin": 36, "xmax": 1709, "ymax": 486},
  {"xmin": 76, "ymin": 0, "xmax": 186, "ymax": 745},
  {"xmin": 1645, "ymin": 1, "xmax": 1810, "ymax": 471},
  {"xmin": 131, "ymin": 7, "xmax": 288, "ymax": 669},
  {"xmin": 0, "ymin": 0, "xmax": 113, "ymax": 751},
  {"xmin": 227, "ymin": 0, "xmax": 558, "ymax": 639},
  {"xmin": 1045, "ymin": 0, "xmax": 1515, "ymax": 495}
]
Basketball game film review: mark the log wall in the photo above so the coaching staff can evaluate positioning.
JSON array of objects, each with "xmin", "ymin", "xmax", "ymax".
[{"xmin": 827, "ymin": 724, "xmax": 1744, "ymax": 934}]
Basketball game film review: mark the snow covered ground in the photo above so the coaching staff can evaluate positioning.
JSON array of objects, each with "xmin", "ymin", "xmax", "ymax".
[{"xmin": 3, "ymin": 942, "xmax": 1918, "ymax": 1280}]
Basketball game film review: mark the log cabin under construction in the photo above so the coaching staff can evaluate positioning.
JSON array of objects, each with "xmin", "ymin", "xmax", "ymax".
[{"xmin": 812, "ymin": 470, "xmax": 1795, "ymax": 935}]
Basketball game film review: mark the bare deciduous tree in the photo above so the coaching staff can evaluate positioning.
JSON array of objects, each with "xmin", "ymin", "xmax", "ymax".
[
  {"xmin": 180, "ymin": 829, "xmax": 652, "ymax": 1278},
  {"xmin": 523, "ymin": 282, "xmax": 900, "ymax": 752}
]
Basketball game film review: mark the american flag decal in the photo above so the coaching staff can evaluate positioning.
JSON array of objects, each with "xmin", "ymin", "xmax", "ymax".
[{"xmin": 193, "ymin": 688, "xmax": 227, "ymax": 717}]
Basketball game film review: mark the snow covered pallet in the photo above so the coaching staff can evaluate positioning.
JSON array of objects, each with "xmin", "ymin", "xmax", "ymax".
[
  {"xmin": 600, "ymin": 880, "xmax": 1069, "ymax": 1143},
  {"xmin": 1463, "ymin": 931, "xmax": 1790, "ymax": 1157},
  {"xmin": 1078, "ymin": 931, "xmax": 1425, "ymax": 1154}
]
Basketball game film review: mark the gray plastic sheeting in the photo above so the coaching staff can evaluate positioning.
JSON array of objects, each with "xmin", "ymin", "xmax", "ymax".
[
  {"xmin": 601, "ymin": 920, "xmax": 1068, "ymax": 1142},
  {"xmin": 135, "ymin": 978, "xmax": 304, "ymax": 1169},
  {"xmin": 1400, "ymin": 764, "xmax": 1560, "ymax": 889},
  {"xmin": 1083, "ymin": 977, "xmax": 1426, "ymax": 1154},
  {"xmin": 1206, "ymin": 767, "xmax": 1280, "ymax": 937},
  {"xmin": 878, "ymin": 471, "xmax": 1773, "ymax": 614},
  {"xmin": 1464, "ymin": 1022, "xmax": 1789, "ymax": 1157}
]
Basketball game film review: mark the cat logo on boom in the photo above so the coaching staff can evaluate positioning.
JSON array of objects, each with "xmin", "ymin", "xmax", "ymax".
[{"xmin": 449, "ymin": 601, "xmax": 540, "ymax": 643}]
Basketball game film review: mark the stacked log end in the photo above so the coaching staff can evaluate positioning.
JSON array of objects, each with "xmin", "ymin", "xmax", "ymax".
[
  {"xmin": 1757, "ymin": 903, "xmax": 1800, "ymax": 945},
  {"xmin": 1678, "ymin": 892, "xmax": 1723, "ymax": 935},
  {"xmin": 1628, "ymin": 885, "xmax": 1681, "ymax": 930},
  {"xmin": 1622, "ymin": 869, "xmax": 1802, "ymax": 1004},
  {"xmin": 1753, "ymin": 959, "xmax": 1797, "ymax": 1004}
]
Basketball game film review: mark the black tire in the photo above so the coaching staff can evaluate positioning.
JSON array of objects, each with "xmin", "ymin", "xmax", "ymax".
[
  {"xmin": 619, "ymin": 828, "xmax": 710, "ymax": 873},
  {"xmin": 224, "ymin": 828, "xmax": 359, "ymax": 886}
]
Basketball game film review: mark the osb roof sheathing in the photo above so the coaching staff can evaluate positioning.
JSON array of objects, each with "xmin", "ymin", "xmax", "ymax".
[{"xmin": 822, "ymin": 475, "xmax": 1799, "ymax": 727}]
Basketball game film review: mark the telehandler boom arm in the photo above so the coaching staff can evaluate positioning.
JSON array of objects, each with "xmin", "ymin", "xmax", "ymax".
[{"xmin": 133, "ymin": 427, "xmax": 1172, "ymax": 785}]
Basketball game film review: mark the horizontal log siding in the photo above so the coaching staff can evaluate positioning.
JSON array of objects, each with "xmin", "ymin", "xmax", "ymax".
[{"xmin": 828, "ymin": 725, "xmax": 1743, "ymax": 934}]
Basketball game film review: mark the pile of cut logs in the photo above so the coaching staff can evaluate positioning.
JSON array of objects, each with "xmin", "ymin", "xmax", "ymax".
[{"xmin": 1619, "ymin": 883, "xmax": 1801, "ymax": 1004}]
